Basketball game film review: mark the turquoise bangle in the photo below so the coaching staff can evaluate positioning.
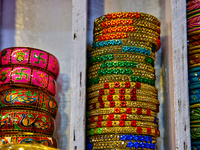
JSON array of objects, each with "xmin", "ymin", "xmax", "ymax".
[
  {"xmin": 189, "ymin": 76, "xmax": 200, "ymax": 83},
  {"xmin": 189, "ymin": 67, "xmax": 200, "ymax": 73},
  {"xmin": 190, "ymin": 89, "xmax": 200, "ymax": 95},
  {"xmin": 189, "ymin": 83, "xmax": 200, "ymax": 90},
  {"xmin": 189, "ymin": 94, "xmax": 200, "ymax": 101},
  {"xmin": 190, "ymin": 99, "xmax": 200, "ymax": 105},
  {"xmin": 189, "ymin": 71, "xmax": 200, "ymax": 78}
]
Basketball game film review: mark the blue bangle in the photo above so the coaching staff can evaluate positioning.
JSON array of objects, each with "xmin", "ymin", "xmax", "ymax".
[
  {"xmin": 190, "ymin": 99, "xmax": 200, "ymax": 105},
  {"xmin": 189, "ymin": 94, "xmax": 200, "ymax": 100},
  {"xmin": 189, "ymin": 76, "xmax": 200, "ymax": 83},
  {"xmin": 190, "ymin": 89, "xmax": 200, "ymax": 95},
  {"xmin": 191, "ymin": 146, "xmax": 200, "ymax": 150},
  {"xmin": 189, "ymin": 84, "xmax": 200, "ymax": 90},
  {"xmin": 189, "ymin": 71, "xmax": 200, "ymax": 78},
  {"xmin": 189, "ymin": 67, "xmax": 200, "ymax": 73}
]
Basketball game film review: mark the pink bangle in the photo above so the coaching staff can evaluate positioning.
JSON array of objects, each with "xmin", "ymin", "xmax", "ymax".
[
  {"xmin": 0, "ymin": 47, "xmax": 59, "ymax": 80},
  {"xmin": 187, "ymin": 3, "xmax": 200, "ymax": 12},
  {"xmin": 188, "ymin": 14, "xmax": 200, "ymax": 24},
  {"xmin": 188, "ymin": 22, "xmax": 200, "ymax": 29},
  {"xmin": 0, "ymin": 66, "xmax": 56, "ymax": 96},
  {"xmin": 188, "ymin": 0, "xmax": 200, "ymax": 7}
]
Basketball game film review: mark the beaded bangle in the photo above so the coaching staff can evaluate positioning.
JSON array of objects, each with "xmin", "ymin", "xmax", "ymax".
[
  {"xmin": 0, "ymin": 88, "xmax": 57, "ymax": 118},
  {"xmin": 188, "ymin": 35, "xmax": 200, "ymax": 42},
  {"xmin": 87, "ymin": 120, "xmax": 158, "ymax": 129},
  {"xmin": 87, "ymin": 88, "xmax": 158, "ymax": 99},
  {"xmin": 0, "ymin": 135, "xmax": 57, "ymax": 147},
  {"xmin": 0, "ymin": 110, "xmax": 54, "ymax": 135},
  {"xmin": 87, "ymin": 126, "xmax": 160, "ymax": 136},
  {"xmin": 0, "ymin": 66, "xmax": 56, "ymax": 96},
  {"xmin": 188, "ymin": 49, "xmax": 200, "ymax": 55},
  {"xmin": 88, "ymin": 101, "xmax": 159, "ymax": 112},
  {"xmin": 94, "ymin": 12, "xmax": 160, "ymax": 26},
  {"xmin": 0, "ymin": 47, "xmax": 59, "ymax": 80},
  {"xmin": 88, "ymin": 95, "xmax": 159, "ymax": 105},
  {"xmin": 87, "ymin": 82, "xmax": 158, "ymax": 94}
]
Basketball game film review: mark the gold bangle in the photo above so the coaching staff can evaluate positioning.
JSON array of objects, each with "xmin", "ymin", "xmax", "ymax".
[
  {"xmin": 188, "ymin": 30, "xmax": 200, "ymax": 37},
  {"xmin": 188, "ymin": 45, "xmax": 200, "ymax": 50},
  {"xmin": 188, "ymin": 49, "xmax": 200, "ymax": 55},
  {"xmin": 87, "ymin": 88, "xmax": 158, "ymax": 99},
  {"xmin": 88, "ymin": 95, "xmax": 159, "ymax": 105},
  {"xmin": 87, "ymin": 126, "xmax": 160, "ymax": 137},
  {"xmin": 87, "ymin": 82, "xmax": 158, "ymax": 94},
  {"xmin": 87, "ymin": 120, "xmax": 158, "ymax": 129},
  {"xmin": 189, "ymin": 53, "xmax": 200, "ymax": 59},
  {"xmin": 87, "ymin": 113, "xmax": 158, "ymax": 122},
  {"xmin": 189, "ymin": 63, "xmax": 200, "ymax": 69}
]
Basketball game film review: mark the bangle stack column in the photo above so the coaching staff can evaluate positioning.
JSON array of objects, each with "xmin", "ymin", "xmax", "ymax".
[
  {"xmin": 86, "ymin": 12, "xmax": 161, "ymax": 150},
  {"xmin": 0, "ymin": 47, "xmax": 60, "ymax": 149}
]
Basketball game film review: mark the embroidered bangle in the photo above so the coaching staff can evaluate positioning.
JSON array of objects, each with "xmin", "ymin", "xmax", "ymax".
[
  {"xmin": 87, "ymin": 127, "xmax": 160, "ymax": 137},
  {"xmin": 88, "ymin": 101, "xmax": 159, "ymax": 112},
  {"xmin": 88, "ymin": 54, "xmax": 154, "ymax": 67},
  {"xmin": 0, "ymin": 135, "xmax": 57, "ymax": 147},
  {"xmin": 0, "ymin": 66, "xmax": 56, "ymax": 96},
  {"xmin": 0, "ymin": 47, "xmax": 59, "ymax": 80},
  {"xmin": 0, "ymin": 88, "xmax": 57, "ymax": 118},
  {"xmin": 188, "ymin": 49, "xmax": 200, "ymax": 55},
  {"xmin": 87, "ymin": 108, "xmax": 158, "ymax": 118},
  {"xmin": 87, "ymin": 88, "xmax": 158, "ymax": 99},
  {"xmin": 88, "ymin": 95, "xmax": 159, "ymax": 105},
  {"xmin": 0, "ymin": 110, "xmax": 54, "ymax": 135},
  {"xmin": 87, "ymin": 82, "xmax": 158, "ymax": 94},
  {"xmin": 87, "ymin": 120, "xmax": 158, "ymax": 129}
]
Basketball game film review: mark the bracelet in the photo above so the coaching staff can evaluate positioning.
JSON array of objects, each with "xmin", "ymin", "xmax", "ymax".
[
  {"xmin": 94, "ymin": 12, "xmax": 160, "ymax": 26},
  {"xmin": 0, "ymin": 88, "xmax": 57, "ymax": 118},
  {"xmin": 188, "ymin": 40, "xmax": 200, "ymax": 47},
  {"xmin": 188, "ymin": 3, "xmax": 200, "ymax": 12},
  {"xmin": 188, "ymin": 27, "xmax": 200, "ymax": 34},
  {"xmin": 0, "ymin": 66, "xmax": 56, "ymax": 96},
  {"xmin": 188, "ymin": 8, "xmax": 200, "ymax": 16},
  {"xmin": 87, "ymin": 113, "xmax": 158, "ymax": 123},
  {"xmin": 190, "ymin": 89, "xmax": 200, "ymax": 95},
  {"xmin": 0, "ymin": 47, "xmax": 59, "ymax": 80},
  {"xmin": 188, "ymin": 59, "xmax": 200, "ymax": 65},
  {"xmin": 190, "ymin": 103, "xmax": 200, "ymax": 109},
  {"xmin": 189, "ymin": 53, "xmax": 200, "ymax": 59},
  {"xmin": 188, "ymin": 22, "xmax": 200, "ymax": 30},
  {"xmin": 87, "ymin": 120, "xmax": 158, "ymax": 129},
  {"xmin": 87, "ymin": 82, "xmax": 158, "ymax": 94},
  {"xmin": 189, "ymin": 94, "xmax": 200, "ymax": 100},
  {"xmin": 87, "ymin": 127, "xmax": 160, "ymax": 136},
  {"xmin": 188, "ymin": 35, "xmax": 200, "ymax": 42},
  {"xmin": 190, "ymin": 121, "xmax": 200, "ymax": 128},
  {"xmin": 88, "ymin": 101, "xmax": 159, "ymax": 112},
  {"xmin": 187, "ymin": 13, "xmax": 200, "ymax": 24},
  {"xmin": 189, "ymin": 76, "xmax": 200, "ymax": 83},
  {"xmin": 0, "ymin": 110, "xmax": 54, "ymax": 135},
  {"xmin": 88, "ymin": 95, "xmax": 159, "ymax": 105},
  {"xmin": 188, "ymin": 44, "xmax": 200, "ymax": 50},
  {"xmin": 188, "ymin": 49, "xmax": 200, "ymax": 55},
  {"xmin": 190, "ymin": 107, "xmax": 200, "ymax": 120},
  {"xmin": 189, "ymin": 67, "xmax": 200, "ymax": 73},
  {"xmin": 187, "ymin": 0, "xmax": 200, "ymax": 7},
  {"xmin": 0, "ymin": 135, "xmax": 57, "ymax": 147},
  {"xmin": 188, "ymin": 63, "xmax": 200, "ymax": 69},
  {"xmin": 189, "ymin": 83, "xmax": 200, "ymax": 90},
  {"xmin": 87, "ymin": 88, "xmax": 158, "ymax": 99},
  {"xmin": 191, "ymin": 127, "xmax": 200, "ymax": 140},
  {"xmin": 188, "ymin": 71, "xmax": 200, "ymax": 78},
  {"xmin": 189, "ymin": 99, "xmax": 200, "ymax": 105}
]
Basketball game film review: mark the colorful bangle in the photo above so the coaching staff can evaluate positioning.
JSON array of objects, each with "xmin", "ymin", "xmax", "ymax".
[
  {"xmin": 188, "ymin": 8, "xmax": 200, "ymax": 16},
  {"xmin": 88, "ymin": 95, "xmax": 159, "ymax": 105},
  {"xmin": 87, "ymin": 113, "xmax": 158, "ymax": 123},
  {"xmin": 189, "ymin": 83, "xmax": 200, "ymax": 90},
  {"xmin": 190, "ymin": 89, "xmax": 200, "ymax": 95},
  {"xmin": 189, "ymin": 94, "xmax": 200, "ymax": 100},
  {"xmin": 0, "ymin": 88, "xmax": 57, "ymax": 118},
  {"xmin": 190, "ymin": 120, "xmax": 200, "ymax": 127},
  {"xmin": 190, "ymin": 107, "xmax": 200, "ymax": 120},
  {"xmin": 189, "ymin": 76, "xmax": 200, "ymax": 83},
  {"xmin": 188, "ymin": 35, "xmax": 200, "ymax": 42},
  {"xmin": 0, "ymin": 110, "xmax": 54, "ymax": 135},
  {"xmin": 87, "ymin": 127, "xmax": 160, "ymax": 137},
  {"xmin": 187, "ymin": 13, "xmax": 200, "ymax": 24},
  {"xmin": 187, "ymin": 0, "xmax": 200, "ymax": 7},
  {"xmin": 188, "ymin": 22, "xmax": 200, "ymax": 30},
  {"xmin": 87, "ymin": 120, "xmax": 158, "ymax": 129},
  {"xmin": 189, "ymin": 67, "xmax": 200, "ymax": 73},
  {"xmin": 189, "ymin": 99, "xmax": 200, "ymax": 105},
  {"xmin": 189, "ymin": 40, "xmax": 200, "ymax": 47},
  {"xmin": 87, "ymin": 88, "xmax": 158, "ymax": 99},
  {"xmin": 188, "ymin": 63, "xmax": 200, "ymax": 69},
  {"xmin": 188, "ymin": 49, "xmax": 200, "ymax": 55},
  {"xmin": 188, "ymin": 44, "xmax": 200, "ymax": 50},
  {"xmin": 87, "ymin": 82, "xmax": 158, "ymax": 94},
  {"xmin": 191, "ymin": 127, "xmax": 200, "ymax": 140},
  {"xmin": 189, "ymin": 53, "xmax": 200, "ymax": 60},
  {"xmin": 0, "ymin": 67, "xmax": 56, "ymax": 96},
  {"xmin": 88, "ymin": 101, "xmax": 159, "ymax": 112},
  {"xmin": 0, "ymin": 47, "xmax": 59, "ymax": 80},
  {"xmin": 190, "ymin": 103, "xmax": 200, "ymax": 109},
  {"xmin": 188, "ymin": 71, "xmax": 200, "ymax": 78},
  {"xmin": 187, "ymin": 3, "xmax": 200, "ymax": 12},
  {"xmin": 188, "ymin": 59, "xmax": 200, "ymax": 65},
  {"xmin": 0, "ymin": 135, "xmax": 57, "ymax": 147}
]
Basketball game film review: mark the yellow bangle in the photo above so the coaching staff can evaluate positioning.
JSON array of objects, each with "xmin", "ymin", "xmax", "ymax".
[
  {"xmin": 188, "ymin": 30, "xmax": 200, "ymax": 37},
  {"xmin": 188, "ymin": 45, "xmax": 200, "ymax": 50},
  {"xmin": 188, "ymin": 63, "xmax": 200, "ymax": 69},
  {"xmin": 188, "ymin": 49, "xmax": 200, "ymax": 55},
  {"xmin": 189, "ymin": 53, "xmax": 200, "ymax": 59}
]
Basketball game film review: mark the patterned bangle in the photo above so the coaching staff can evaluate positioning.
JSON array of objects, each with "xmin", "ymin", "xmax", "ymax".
[
  {"xmin": 87, "ymin": 88, "xmax": 158, "ymax": 99},
  {"xmin": 0, "ymin": 110, "xmax": 54, "ymax": 135},
  {"xmin": 189, "ymin": 94, "xmax": 200, "ymax": 100},
  {"xmin": 87, "ymin": 127, "xmax": 160, "ymax": 137},
  {"xmin": 87, "ymin": 113, "xmax": 158, "ymax": 124},
  {"xmin": 188, "ymin": 59, "xmax": 200, "ymax": 65},
  {"xmin": 190, "ymin": 120, "xmax": 200, "ymax": 128},
  {"xmin": 190, "ymin": 89, "xmax": 200, "ymax": 95},
  {"xmin": 0, "ymin": 88, "xmax": 57, "ymax": 118},
  {"xmin": 189, "ymin": 63, "xmax": 200, "ymax": 69},
  {"xmin": 188, "ymin": 40, "xmax": 200, "ymax": 47},
  {"xmin": 0, "ymin": 47, "xmax": 59, "ymax": 80},
  {"xmin": 188, "ymin": 22, "xmax": 200, "ymax": 30},
  {"xmin": 187, "ymin": 0, "xmax": 200, "ymax": 7},
  {"xmin": 188, "ymin": 49, "xmax": 200, "ymax": 55},
  {"xmin": 189, "ymin": 76, "xmax": 200, "ymax": 83},
  {"xmin": 0, "ymin": 66, "xmax": 56, "ymax": 96},
  {"xmin": 88, "ymin": 101, "xmax": 159, "ymax": 112},
  {"xmin": 87, "ymin": 120, "xmax": 158, "ymax": 129},
  {"xmin": 94, "ymin": 12, "xmax": 160, "ymax": 26},
  {"xmin": 187, "ymin": 3, "xmax": 200, "ymax": 12},
  {"xmin": 88, "ymin": 61, "xmax": 155, "ymax": 74},
  {"xmin": 88, "ymin": 95, "xmax": 159, "ymax": 105},
  {"xmin": 189, "ymin": 53, "xmax": 200, "ymax": 59},
  {"xmin": 188, "ymin": 29, "xmax": 200, "ymax": 37},
  {"xmin": 187, "ymin": 13, "xmax": 200, "ymax": 24},
  {"xmin": 87, "ymin": 82, "xmax": 158, "ymax": 94},
  {"xmin": 191, "ymin": 127, "xmax": 200, "ymax": 140},
  {"xmin": 0, "ymin": 135, "xmax": 57, "ymax": 147},
  {"xmin": 189, "ymin": 67, "xmax": 200, "ymax": 73},
  {"xmin": 188, "ymin": 34, "xmax": 200, "ymax": 42},
  {"xmin": 190, "ymin": 107, "xmax": 200, "ymax": 120}
]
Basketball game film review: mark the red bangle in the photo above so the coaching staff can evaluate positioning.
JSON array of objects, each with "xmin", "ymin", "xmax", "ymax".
[
  {"xmin": 0, "ymin": 47, "xmax": 59, "ymax": 80},
  {"xmin": 0, "ymin": 66, "xmax": 56, "ymax": 96},
  {"xmin": 0, "ymin": 88, "xmax": 57, "ymax": 118}
]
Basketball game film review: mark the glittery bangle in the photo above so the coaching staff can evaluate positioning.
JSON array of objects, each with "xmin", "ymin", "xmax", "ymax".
[
  {"xmin": 87, "ymin": 82, "xmax": 158, "ymax": 94},
  {"xmin": 87, "ymin": 120, "xmax": 158, "ymax": 129},
  {"xmin": 0, "ymin": 88, "xmax": 57, "ymax": 118},
  {"xmin": 0, "ymin": 110, "xmax": 54, "ymax": 135},
  {"xmin": 0, "ymin": 135, "xmax": 57, "ymax": 147},
  {"xmin": 0, "ymin": 47, "xmax": 59, "ymax": 80},
  {"xmin": 87, "ymin": 88, "xmax": 158, "ymax": 99},
  {"xmin": 87, "ymin": 126, "xmax": 160, "ymax": 137},
  {"xmin": 87, "ymin": 108, "xmax": 157, "ymax": 118},
  {"xmin": 88, "ymin": 101, "xmax": 159, "ymax": 112}
]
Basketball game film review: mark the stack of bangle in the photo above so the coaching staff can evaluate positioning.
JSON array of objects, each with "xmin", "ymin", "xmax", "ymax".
[
  {"xmin": 86, "ymin": 12, "xmax": 160, "ymax": 150},
  {"xmin": 0, "ymin": 47, "xmax": 60, "ymax": 148}
]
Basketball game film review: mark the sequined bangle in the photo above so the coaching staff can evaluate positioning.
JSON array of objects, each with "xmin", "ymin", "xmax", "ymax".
[
  {"xmin": 87, "ymin": 113, "xmax": 158, "ymax": 123},
  {"xmin": 88, "ymin": 61, "xmax": 155, "ymax": 74},
  {"xmin": 87, "ymin": 126, "xmax": 160, "ymax": 137},
  {"xmin": 0, "ymin": 88, "xmax": 58, "ymax": 118},
  {"xmin": 88, "ymin": 101, "xmax": 159, "ymax": 112},
  {"xmin": 87, "ymin": 120, "xmax": 158, "ymax": 129},
  {"xmin": 87, "ymin": 88, "xmax": 158, "ymax": 99},
  {"xmin": 0, "ymin": 110, "xmax": 54, "ymax": 135},
  {"xmin": 94, "ymin": 12, "xmax": 160, "ymax": 26},
  {"xmin": 87, "ymin": 81, "xmax": 158, "ymax": 94},
  {"xmin": 0, "ymin": 135, "xmax": 57, "ymax": 147}
]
